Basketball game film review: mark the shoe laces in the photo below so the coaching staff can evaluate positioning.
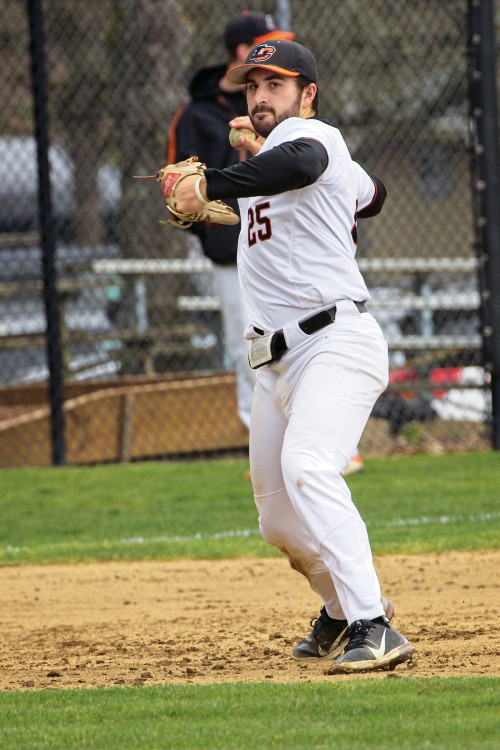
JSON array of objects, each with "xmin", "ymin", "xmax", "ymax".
[
  {"xmin": 310, "ymin": 606, "xmax": 332, "ymax": 635},
  {"xmin": 344, "ymin": 619, "xmax": 378, "ymax": 652}
]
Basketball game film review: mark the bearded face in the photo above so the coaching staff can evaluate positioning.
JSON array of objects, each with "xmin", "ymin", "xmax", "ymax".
[
  {"xmin": 249, "ymin": 89, "xmax": 303, "ymax": 138},
  {"xmin": 245, "ymin": 71, "xmax": 307, "ymax": 138}
]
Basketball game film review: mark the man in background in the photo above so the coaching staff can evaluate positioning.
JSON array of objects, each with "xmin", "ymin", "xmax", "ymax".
[{"xmin": 166, "ymin": 12, "xmax": 295, "ymax": 430}]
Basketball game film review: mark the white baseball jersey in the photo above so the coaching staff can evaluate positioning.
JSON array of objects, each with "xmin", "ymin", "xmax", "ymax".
[{"xmin": 237, "ymin": 117, "xmax": 376, "ymax": 336}]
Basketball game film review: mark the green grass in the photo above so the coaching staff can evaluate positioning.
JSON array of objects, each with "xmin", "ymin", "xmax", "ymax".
[
  {"xmin": 354, "ymin": 451, "xmax": 500, "ymax": 552},
  {"xmin": 0, "ymin": 451, "xmax": 498, "ymax": 564},
  {"xmin": 0, "ymin": 678, "xmax": 498, "ymax": 749}
]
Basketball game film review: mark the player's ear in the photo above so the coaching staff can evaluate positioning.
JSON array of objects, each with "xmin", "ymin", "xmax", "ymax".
[{"xmin": 301, "ymin": 83, "xmax": 317, "ymax": 111}]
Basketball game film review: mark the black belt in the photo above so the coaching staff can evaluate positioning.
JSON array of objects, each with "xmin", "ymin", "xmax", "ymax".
[{"xmin": 254, "ymin": 301, "xmax": 367, "ymax": 363}]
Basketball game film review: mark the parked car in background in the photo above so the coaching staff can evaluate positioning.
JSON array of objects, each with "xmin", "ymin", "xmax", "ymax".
[{"xmin": 0, "ymin": 136, "xmax": 121, "ymax": 241}]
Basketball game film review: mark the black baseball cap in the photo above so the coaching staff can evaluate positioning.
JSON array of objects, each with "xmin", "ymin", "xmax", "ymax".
[
  {"xmin": 223, "ymin": 11, "xmax": 295, "ymax": 49},
  {"xmin": 227, "ymin": 40, "xmax": 318, "ymax": 85}
]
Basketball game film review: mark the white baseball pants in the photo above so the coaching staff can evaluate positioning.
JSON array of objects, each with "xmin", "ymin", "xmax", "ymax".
[{"xmin": 249, "ymin": 300, "xmax": 389, "ymax": 624}]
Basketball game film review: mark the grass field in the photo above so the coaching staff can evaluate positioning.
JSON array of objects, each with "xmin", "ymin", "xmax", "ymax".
[
  {"xmin": 1, "ymin": 679, "xmax": 498, "ymax": 749},
  {"xmin": 1, "ymin": 451, "xmax": 499, "ymax": 748}
]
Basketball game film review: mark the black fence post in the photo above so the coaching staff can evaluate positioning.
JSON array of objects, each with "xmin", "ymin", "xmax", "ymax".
[
  {"xmin": 467, "ymin": 0, "xmax": 500, "ymax": 449},
  {"xmin": 27, "ymin": 0, "xmax": 66, "ymax": 465}
]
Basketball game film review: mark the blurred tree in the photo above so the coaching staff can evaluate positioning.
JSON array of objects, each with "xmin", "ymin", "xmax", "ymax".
[
  {"xmin": 45, "ymin": 1, "xmax": 113, "ymax": 246},
  {"xmin": 106, "ymin": 0, "xmax": 192, "ymax": 260},
  {"xmin": 0, "ymin": 1, "xmax": 33, "ymax": 134}
]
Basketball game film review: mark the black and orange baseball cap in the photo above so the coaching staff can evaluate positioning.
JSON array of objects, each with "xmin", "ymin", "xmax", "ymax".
[
  {"xmin": 227, "ymin": 39, "xmax": 318, "ymax": 85},
  {"xmin": 223, "ymin": 11, "xmax": 295, "ymax": 48}
]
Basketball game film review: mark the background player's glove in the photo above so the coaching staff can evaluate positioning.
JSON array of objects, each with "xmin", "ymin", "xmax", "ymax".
[{"xmin": 136, "ymin": 157, "xmax": 239, "ymax": 230}]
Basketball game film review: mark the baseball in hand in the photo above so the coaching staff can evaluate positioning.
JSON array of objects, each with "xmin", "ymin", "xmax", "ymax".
[{"xmin": 229, "ymin": 127, "xmax": 257, "ymax": 150}]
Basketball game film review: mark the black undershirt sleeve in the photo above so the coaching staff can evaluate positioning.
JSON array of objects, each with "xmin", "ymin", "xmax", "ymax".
[
  {"xmin": 204, "ymin": 138, "xmax": 329, "ymax": 201},
  {"xmin": 356, "ymin": 173, "xmax": 387, "ymax": 218}
]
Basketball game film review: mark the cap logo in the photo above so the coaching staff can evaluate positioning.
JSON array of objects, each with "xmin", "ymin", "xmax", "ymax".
[{"xmin": 251, "ymin": 44, "xmax": 276, "ymax": 62}]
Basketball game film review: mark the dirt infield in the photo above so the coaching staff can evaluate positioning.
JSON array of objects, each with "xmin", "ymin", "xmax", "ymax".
[{"xmin": 1, "ymin": 550, "xmax": 499, "ymax": 690}]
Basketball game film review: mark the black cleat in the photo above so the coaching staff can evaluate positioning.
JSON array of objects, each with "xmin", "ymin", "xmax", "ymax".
[
  {"xmin": 292, "ymin": 606, "xmax": 348, "ymax": 661},
  {"xmin": 328, "ymin": 616, "xmax": 415, "ymax": 673},
  {"xmin": 292, "ymin": 597, "xmax": 394, "ymax": 662}
]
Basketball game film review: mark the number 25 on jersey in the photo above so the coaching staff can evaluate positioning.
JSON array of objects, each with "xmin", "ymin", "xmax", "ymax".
[{"xmin": 248, "ymin": 202, "xmax": 272, "ymax": 246}]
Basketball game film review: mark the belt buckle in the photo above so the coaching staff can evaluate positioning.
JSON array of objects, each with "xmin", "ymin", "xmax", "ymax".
[{"xmin": 248, "ymin": 334, "xmax": 274, "ymax": 369}]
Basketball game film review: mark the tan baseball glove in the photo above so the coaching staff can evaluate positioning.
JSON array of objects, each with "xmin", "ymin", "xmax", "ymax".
[{"xmin": 136, "ymin": 157, "xmax": 239, "ymax": 230}]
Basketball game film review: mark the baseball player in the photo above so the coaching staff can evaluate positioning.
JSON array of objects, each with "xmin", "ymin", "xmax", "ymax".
[{"xmin": 173, "ymin": 40, "xmax": 415, "ymax": 672}]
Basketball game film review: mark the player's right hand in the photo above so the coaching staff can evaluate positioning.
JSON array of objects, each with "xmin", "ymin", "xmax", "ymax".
[{"xmin": 229, "ymin": 116, "xmax": 264, "ymax": 156}]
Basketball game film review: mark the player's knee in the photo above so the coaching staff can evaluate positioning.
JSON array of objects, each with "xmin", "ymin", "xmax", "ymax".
[
  {"xmin": 256, "ymin": 493, "xmax": 292, "ymax": 549},
  {"xmin": 258, "ymin": 517, "xmax": 308, "ymax": 567},
  {"xmin": 258, "ymin": 514, "xmax": 286, "ymax": 550}
]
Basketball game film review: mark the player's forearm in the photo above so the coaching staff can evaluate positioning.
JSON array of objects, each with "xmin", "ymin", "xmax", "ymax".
[{"xmin": 204, "ymin": 139, "xmax": 328, "ymax": 200}]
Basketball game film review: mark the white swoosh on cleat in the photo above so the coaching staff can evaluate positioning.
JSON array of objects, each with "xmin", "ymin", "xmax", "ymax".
[{"xmin": 367, "ymin": 630, "xmax": 386, "ymax": 660}]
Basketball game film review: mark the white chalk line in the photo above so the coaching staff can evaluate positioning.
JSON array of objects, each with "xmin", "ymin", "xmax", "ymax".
[{"xmin": 2, "ymin": 511, "xmax": 499, "ymax": 556}]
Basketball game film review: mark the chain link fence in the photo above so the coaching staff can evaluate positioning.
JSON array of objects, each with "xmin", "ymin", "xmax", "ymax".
[{"xmin": 0, "ymin": 0, "xmax": 496, "ymax": 466}]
